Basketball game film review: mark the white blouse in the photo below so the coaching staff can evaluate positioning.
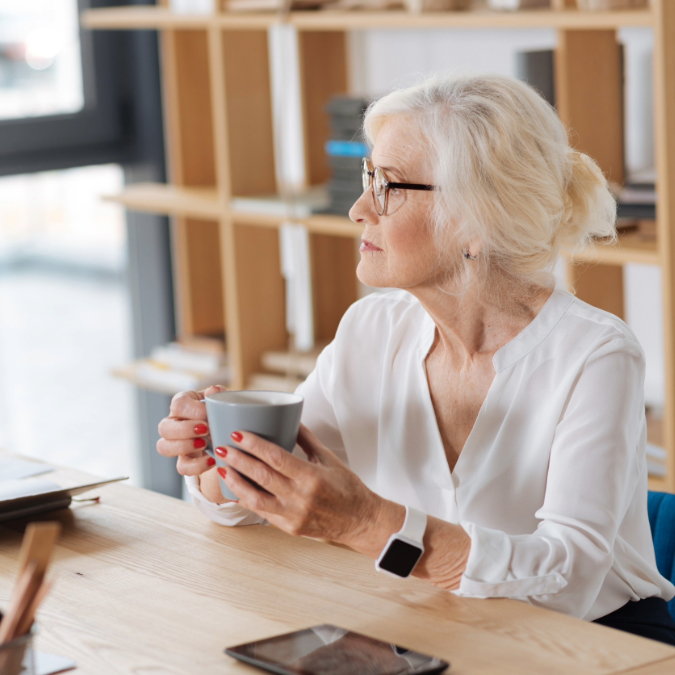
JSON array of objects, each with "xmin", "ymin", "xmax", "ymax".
[{"xmin": 186, "ymin": 288, "xmax": 675, "ymax": 621}]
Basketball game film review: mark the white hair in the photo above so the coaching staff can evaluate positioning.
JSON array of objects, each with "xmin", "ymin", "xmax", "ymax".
[{"xmin": 363, "ymin": 73, "xmax": 617, "ymax": 286}]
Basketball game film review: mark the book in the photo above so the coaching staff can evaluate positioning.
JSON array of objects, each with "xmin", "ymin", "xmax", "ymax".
[
  {"xmin": 230, "ymin": 187, "xmax": 329, "ymax": 218},
  {"xmin": 325, "ymin": 141, "xmax": 369, "ymax": 157},
  {"xmin": 0, "ymin": 477, "xmax": 127, "ymax": 523},
  {"xmin": 260, "ymin": 345, "xmax": 323, "ymax": 377}
]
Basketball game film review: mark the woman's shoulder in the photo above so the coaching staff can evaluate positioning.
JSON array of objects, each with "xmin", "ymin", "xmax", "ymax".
[
  {"xmin": 551, "ymin": 290, "xmax": 644, "ymax": 363},
  {"xmin": 564, "ymin": 292, "xmax": 640, "ymax": 346}
]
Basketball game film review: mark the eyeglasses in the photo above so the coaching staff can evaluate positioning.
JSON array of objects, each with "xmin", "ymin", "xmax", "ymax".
[{"xmin": 361, "ymin": 157, "xmax": 437, "ymax": 216}]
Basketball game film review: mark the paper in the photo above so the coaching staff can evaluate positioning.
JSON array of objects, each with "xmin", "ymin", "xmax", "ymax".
[
  {"xmin": 280, "ymin": 223, "xmax": 314, "ymax": 352},
  {"xmin": 0, "ymin": 459, "xmax": 53, "ymax": 482},
  {"xmin": 0, "ymin": 479, "xmax": 61, "ymax": 501},
  {"xmin": 29, "ymin": 649, "xmax": 76, "ymax": 675}
]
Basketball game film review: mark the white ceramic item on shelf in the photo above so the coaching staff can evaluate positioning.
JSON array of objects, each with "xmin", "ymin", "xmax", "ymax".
[
  {"xmin": 486, "ymin": 0, "xmax": 549, "ymax": 8},
  {"xmin": 169, "ymin": 0, "xmax": 216, "ymax": 13}
]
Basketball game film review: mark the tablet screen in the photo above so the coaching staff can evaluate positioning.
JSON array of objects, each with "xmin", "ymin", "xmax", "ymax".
[{"xmin": 225, "ymin": 624, "xmax": 449, "ymax": 675}]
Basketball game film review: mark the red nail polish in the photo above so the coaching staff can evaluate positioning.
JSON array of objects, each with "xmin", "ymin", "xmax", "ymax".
[
  {"xmin": 194, "ymin": 423, "xmax": 208, "ymax": 435},
  {"xmin": 215, "ymin": 447, "xmax": 227, "ymax": 458},
  {"xmin": 193, "ymin": 438, "xmax": 206, "ymax": 450},
  {"xmin": 218, "ymin": 467, "xmax": 227, "ymax": 479},
  {"xmin": 231, "ymin": 431, "xmax": 243, "ymax": 443},
  {"xmin": 206, "ymin": 457, "xmax": 216, "ymax": 466}
]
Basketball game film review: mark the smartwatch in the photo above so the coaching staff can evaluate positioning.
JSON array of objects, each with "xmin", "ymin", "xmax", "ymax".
[{"xmin": 375, "ymin": 506, "xmax": 427, "ymax": 578}]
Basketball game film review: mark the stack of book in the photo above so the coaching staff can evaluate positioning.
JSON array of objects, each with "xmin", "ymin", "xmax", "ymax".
[
  {"xmin": 324, "ymin": 96, "xmax": 370, "ymax": 216},
  {"xmin": 114, "ymin": 337, "xmax": 230, "ymax": 395}
]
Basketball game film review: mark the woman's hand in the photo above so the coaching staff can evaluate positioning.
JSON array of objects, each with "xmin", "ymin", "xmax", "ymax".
[
  {"xmin": 157, "ymin": 385, "xmax": 225, "ymax": 477},
  {"xmin": 216, "ymin": 424, "xmax": 405, "ymax": 554}
]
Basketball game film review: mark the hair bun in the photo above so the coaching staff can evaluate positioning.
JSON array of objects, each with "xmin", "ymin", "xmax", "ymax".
[{"xmin": 559, "ymin": 150, "xmax": 616, "ymax": 250}]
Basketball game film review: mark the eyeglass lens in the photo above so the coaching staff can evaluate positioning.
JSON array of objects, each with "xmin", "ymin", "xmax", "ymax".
[{"xmin": 362, "ymin": 159, "xmax": 388, "ymax": 215}]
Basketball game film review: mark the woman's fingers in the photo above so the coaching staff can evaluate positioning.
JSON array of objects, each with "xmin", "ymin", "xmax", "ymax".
[
  {"xmin": 221, "ymin": 466, "xmax": 278, "ymax": 516},
  {"xmin": 158, "ymin": 416, "xmax": 210, "ymax": 442},
  {"xmin": 169, "ymin": 385, "xmax": 226, "ymax": 420},
  {"xmin": 220, "ymin": 445, "xmax": 292, "ymax": 497},
  {"xmin": 177, "ymin": 452, "xmax": 216, "ymax": 476},
  {"xmin": 231, "ymin": 431, "xmax": 304, "ymax": 478},
  {"xmin": 157, "ymin": 437, "xmax": 211, "ymax": 458}
]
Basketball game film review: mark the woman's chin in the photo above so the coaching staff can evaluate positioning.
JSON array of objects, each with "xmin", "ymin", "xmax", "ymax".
[{"xmin": 356, "ymin": 260, "xmax": 393, "ymax": 289}]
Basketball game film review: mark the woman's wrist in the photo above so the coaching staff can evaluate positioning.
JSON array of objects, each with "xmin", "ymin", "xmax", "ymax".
[{"xmin": 342, "ymin": 496, "xmax": 406, "ymax": 559}]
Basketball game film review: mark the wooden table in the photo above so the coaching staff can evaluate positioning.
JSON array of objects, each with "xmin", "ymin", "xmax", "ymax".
[{"xmin": 2, "ymin": 460, "xmax": 675, "ymax": 675}]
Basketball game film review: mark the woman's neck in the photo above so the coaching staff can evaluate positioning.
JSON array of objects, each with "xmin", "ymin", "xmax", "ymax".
[{"xmin": 409, "ymin": 278, "xmax": 554, "ymax": 367}]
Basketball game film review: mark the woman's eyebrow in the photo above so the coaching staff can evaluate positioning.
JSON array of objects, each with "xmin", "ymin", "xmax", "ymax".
[{"xmin": 379, "ymin": 165, "xmax": 403, "ymax": 179}]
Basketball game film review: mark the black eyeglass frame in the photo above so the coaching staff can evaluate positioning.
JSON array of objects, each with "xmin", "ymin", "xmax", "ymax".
[{"xmin": 361, "ymin": 157, "xmax": 437, "ymax": 216}]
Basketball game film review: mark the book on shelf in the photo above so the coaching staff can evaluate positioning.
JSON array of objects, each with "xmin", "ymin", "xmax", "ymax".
[
  {"xmin": 280, "ymin": 224, "xmax": 315, "ymax": 352},
  {"xmin": 230, "ymin": 187, "xmax": 329, "ymax": 219},
  {"xmin": 247, "ymin": 373, "xmax": 304, "ymax": 393},
  {"xmin": 261, "ymin": 345, "xmax": 323, "ymax": 377},
  {"xmin": 114, "ymin": 339, "xmax": 230, "ymax": 395},
  {"xmin": 225, "ymin": 0, "xmax": 329, "ymax": 11}
]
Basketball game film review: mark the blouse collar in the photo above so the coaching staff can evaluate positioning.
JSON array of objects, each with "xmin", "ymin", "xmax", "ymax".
[{"xmin": 420, "ymin": 287, "xmax": 575, "ymax": 373}]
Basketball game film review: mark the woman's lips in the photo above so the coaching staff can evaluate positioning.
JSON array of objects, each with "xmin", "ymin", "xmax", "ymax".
[{"xmin": 360, "ymin": 239, "xmax": 383, "ymax": 252}]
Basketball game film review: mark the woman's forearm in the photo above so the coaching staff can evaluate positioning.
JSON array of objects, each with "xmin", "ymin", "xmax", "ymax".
[{"xmin": 344, "ymin": 498, "xmax": 471, "ymax": 591}]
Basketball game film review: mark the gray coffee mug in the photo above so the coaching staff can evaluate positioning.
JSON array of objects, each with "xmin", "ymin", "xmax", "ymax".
[{"xmin": 204, "ymin": 390, "xmax": 304, "ymax": 501}]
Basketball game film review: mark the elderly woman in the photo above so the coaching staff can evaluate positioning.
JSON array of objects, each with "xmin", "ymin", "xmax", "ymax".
[{"xmin": 157, "ymin": 74, "xmax": 675, "ymax": 643}]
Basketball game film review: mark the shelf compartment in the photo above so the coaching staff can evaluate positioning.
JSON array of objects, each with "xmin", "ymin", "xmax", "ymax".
[
  {"xmin": 81, "ymin": 7, "xmax": 653, "ymax": 32},
  {"xmin": 103, "ymin": 183, "xmax": 223, "ymax": 219},
  {"xmin": 567, "ymin": 230, "xmax": 659, "ymax": 266}
]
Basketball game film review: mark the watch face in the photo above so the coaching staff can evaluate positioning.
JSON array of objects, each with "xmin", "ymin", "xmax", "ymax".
[{"xmin": 378, "ymin": 539, "xmax": 423, "ymax": 577}]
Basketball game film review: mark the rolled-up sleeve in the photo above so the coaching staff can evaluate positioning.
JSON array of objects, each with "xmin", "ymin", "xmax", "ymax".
[
  {"xmin": 455, "ymin": 338, "xmax": 645, "ymax": 618},
  {"xmin": 188, "ymin": 340, "xmax": 346, "ymax": 526}
]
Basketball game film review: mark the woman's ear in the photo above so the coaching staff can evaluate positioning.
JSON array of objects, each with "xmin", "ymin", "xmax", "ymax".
[{"xmin": 464, "ymin": 240, "xmax": 483, "ymax": 260}]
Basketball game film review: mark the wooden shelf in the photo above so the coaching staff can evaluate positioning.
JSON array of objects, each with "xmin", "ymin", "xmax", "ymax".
[
  {"xmin": 567, "ymin": 230, "xmax": 659, "ymax": 267},
  {"xmin": 81, "ymin": 6, "xmax": 214, "ymax": 29},
  {"xmin": 289, "ymin": 9, "xmax": 654, "ymax": 31},
  {"xmin": 103, "ymin": 183, "xmax": 223, "ymax": 220},
  {"xmin": 81, "ymin": 7, "xmax": 653, "ymax": 32}
]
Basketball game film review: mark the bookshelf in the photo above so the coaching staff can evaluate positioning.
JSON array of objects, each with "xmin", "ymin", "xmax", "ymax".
[{"xmin": 82, "ymin": 1, "xmax": 675, "ymax": 492}]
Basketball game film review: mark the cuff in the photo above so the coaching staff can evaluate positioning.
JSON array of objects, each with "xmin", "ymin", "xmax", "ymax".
[
  {"xmin": 185, "ymin": 475, "xmax": 265, "ymax": 527},
  {"xmin": 455, "ymin": 521, "xmax": 567, "ymax": 599}
]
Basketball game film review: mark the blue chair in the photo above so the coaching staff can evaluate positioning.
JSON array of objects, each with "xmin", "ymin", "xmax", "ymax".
[{"xmin": 647, "ymin": 491, "xmax": 675, "ymax": 619}]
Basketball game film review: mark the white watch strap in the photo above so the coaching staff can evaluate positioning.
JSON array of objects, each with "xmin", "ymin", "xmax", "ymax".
[{"xmin": 398, "ymin": 506, "xmax": 427, "ymax": 544}]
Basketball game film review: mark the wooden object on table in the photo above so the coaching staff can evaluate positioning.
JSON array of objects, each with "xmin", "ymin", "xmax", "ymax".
[
  {"xmin": 1, "ymin": 452, "xmax": 675, "ymax": 675},
  {"xmin": 80, "ymin": 3, "xmax": 675, "ymax": 492},
  {"xmin": 0, "ymin": 522, "xmax": 59, "ymax": 645},
  {"xmin": 16, "ymin": 522, "xmax": 61, "ymax": 581}
]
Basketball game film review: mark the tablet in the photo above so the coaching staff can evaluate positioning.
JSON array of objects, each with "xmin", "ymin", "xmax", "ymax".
[{"xmin": 225, "ymin": 624, "xmax": 450, "ymax": 675}]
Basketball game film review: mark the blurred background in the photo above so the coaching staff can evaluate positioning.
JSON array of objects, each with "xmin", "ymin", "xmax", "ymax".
[{"xmin": 0, "ymin": 1, "xmax": 664, "ymax": 496}]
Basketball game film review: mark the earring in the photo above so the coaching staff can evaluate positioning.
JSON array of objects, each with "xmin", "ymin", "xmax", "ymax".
[{"xmin": 462, "ymin": 249, "xmax": 477, "ymax": 261}]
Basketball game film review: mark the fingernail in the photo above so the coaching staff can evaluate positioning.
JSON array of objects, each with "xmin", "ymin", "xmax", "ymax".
[
  {"xmin": 193, "ymin": 438, "xmax": 206, "ymax": 450},
  {"xmin": 215, "ymin": 446, "xmax": 227, "ymax": 458},
  {"xmin": 218, "ymin": 467, "xmax": 227, "ymax": 479},
  {"xmin": 206, "ymin": 457, "xmax": 216, "ymax": 466},
  {"xmin": 231, "ymin": 431, "xmax": 243, "ymax": 443},
  {"xmin": 194, "ymin": 423, "xmax": 208, "ymax": 435}
]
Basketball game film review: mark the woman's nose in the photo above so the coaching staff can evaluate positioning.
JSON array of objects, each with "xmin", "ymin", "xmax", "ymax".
[{"xmin": 349, "ymin": 189, "xmax": 378, "ymax": 225}]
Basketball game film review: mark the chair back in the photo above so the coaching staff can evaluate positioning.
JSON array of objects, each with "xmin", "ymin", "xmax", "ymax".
[{"xmin": 647, "ymin": 491, "xmax": 675, "ymax": 619}]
